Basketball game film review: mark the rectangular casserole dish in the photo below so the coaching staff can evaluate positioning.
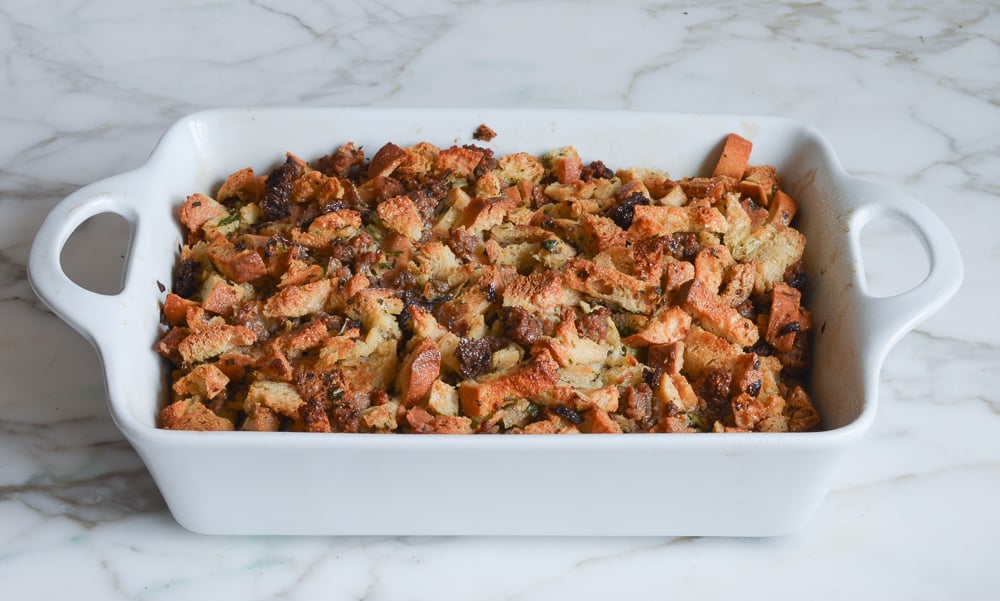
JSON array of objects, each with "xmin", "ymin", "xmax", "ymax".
[{"xmin": 28, "ymin": 108, "xmax": 962, "ymax": 536}]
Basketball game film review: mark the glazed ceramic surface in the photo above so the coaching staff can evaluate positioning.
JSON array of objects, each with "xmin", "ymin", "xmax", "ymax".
[{"xmin": 28, "ymin": 108, "xmax": 962, "ymax": 535}]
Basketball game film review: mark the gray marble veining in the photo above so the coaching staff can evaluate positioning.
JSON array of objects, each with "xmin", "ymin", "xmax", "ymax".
[{"xmin": 1, "ymin": 1, "xmax": 998, "ymax": 599}]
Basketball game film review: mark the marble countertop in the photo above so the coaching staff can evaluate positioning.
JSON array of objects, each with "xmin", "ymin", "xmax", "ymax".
[{"xmin": 2, "ymin": 1, "xmax": 997, "ymax": 599}]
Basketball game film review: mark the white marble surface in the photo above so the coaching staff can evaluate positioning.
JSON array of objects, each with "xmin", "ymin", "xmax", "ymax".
[{"xmin": 1, "ymin": 0, "xmax": 998, "ymax": 599}]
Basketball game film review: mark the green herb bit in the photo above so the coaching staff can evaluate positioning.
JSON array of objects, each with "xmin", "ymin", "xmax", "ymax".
[
  {"xmin": 684, "ymin": 412, "xmax": 707, "ymax": 431},
  {"xmin": 217, "ymin": 211, "xmax": 241, "ymax": 227}
]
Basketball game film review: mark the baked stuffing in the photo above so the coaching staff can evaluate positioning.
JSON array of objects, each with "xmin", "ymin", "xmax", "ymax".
[{"xmin": 157, "ymin": 132, "xmax": 819, "ymax": 434}]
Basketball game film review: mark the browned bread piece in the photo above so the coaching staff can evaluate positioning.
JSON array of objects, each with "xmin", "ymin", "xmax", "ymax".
[{"xmin": 712, "ymin": 133, "xmax": 753, "ymax": 179}]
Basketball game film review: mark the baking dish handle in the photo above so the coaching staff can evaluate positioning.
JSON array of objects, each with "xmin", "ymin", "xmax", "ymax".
[
  {"xmin": 28, "ymin": 173, "xmax": 142, "ymax": 347},
  {"xmin": 849, "ymin": 180, "xmax": 963, "ymax": 355}
]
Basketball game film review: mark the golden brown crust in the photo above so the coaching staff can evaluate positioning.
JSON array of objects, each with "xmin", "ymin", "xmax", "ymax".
[
  {"xmin": 172, "ymin": 363, "xmax": 230, "ymax": 399},
  {"xmin": 245, "ymin": 380, "xmax": 304, "ymax": 417},
  {"xmin": 161, "ymin": 398, "xmax": 234, "ymax": 431},
  {"xmin": 712, "ymin": 133, "xmax": 754, "ymax": 179},
  {"xmin": 163, "ymin": 293, "xmax": 196, "ymax": 326},
  {"xmin": 461, "ymin": 195, "xmax": 518, "ymax": 234},
  {"xmin": 786, "ymin": 385, "xmax": 819, "ymax": 431},
  {"xmin": 159, "ymin": 134, "xmax": 818, "ymax": 433},
  {"xmin": 549, "ymin": 146, "xmax": 583, "ymax": 185},
  {"xmin": 263, "ymin": 279, "xmax": 332, "ymax": 319},
  {"xmin": 308, "ymin": 209, "xmax": 361, "ymax": 241},
  {"xmin": 179, "ymin": 194, "xmax": 228, "ymax": 236},
  {"xmin": 580, "ymin": 212, "xmax": 627, "ymax": 254},
  {"xmin": 435, "ymin": 146, "xmax": 487, "ymax": 180},
  {"xmin": 693, "ymin": 245, "xmax": 734, "ymax": 294},
  {"xmin": 682, "ymin": 325, "xmax": 743, "ymax": 379},
  {"xmin": 627, "ymin": 205, "xmax": 728, "ymax": 241},
  {"xmin": 741, "ymin": 165, "xmax": 779, "ymax": 206},
  {"xmin": 768, "ymin": 190, "xmax": 798, "ymax": 227},
  {"xmin": 217, "ymin": 167, "xmax": 262, "ymax": 204},
  {"xmin": 177, "ymin": 323, "xmax": 257, "ymax": 363},
  {"xmin": 200, "ymin": 276, "xmax": 246, "ymax": 317},
  {"xmin": 368, "ymin": 142, "xmax": 408, "ymax": 179},
  {"xmin": 377, "ymin": 195, "xmax": 425, "ymax": 241},
  {"xmin": 622, "ymin": 306, "xmax": 691, "ymax": 347},
  {"xmin": 459, "ymin": 350, "xmax": 560, "ymax": 417},
  {"xmin": 397, "ymin": 337, "xmax": 442, "ymax": 407},
  {"xmin": 580, "ymin": 407, "xmax": 623, "ymax": 433},
  {"xmin": 207, "ymin": 241, "xmax": 267, "ymax": 284},
  {"xmin": 503, "ymin": 270, "xmax": 576, "ymax": 316},
  {"xmin": 241, "ymin": 404, "xmax": 281, "ymax": 431},
  {"xmin": 291, "ymin": 170, "xmax": 344, "ymax": 205},
  {"xmin": 682, "ymin": 279, "xmax": 760, "ymax": 347},
  {"xmin": 563, "ymin": 258, "xmax": 656, "ymax": 314},
  {"xmin": 766, "ymin": 282, "xmax": 812, "ymax": 353}
]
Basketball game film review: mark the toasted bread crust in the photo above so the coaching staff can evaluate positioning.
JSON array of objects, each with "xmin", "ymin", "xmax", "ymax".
[
  {"xmin": 713, "ymin": 134, "xmax": 753, "ymax": 179},
  {"xmin": 159, "ymin": 132, "xmax": 817, "ymax": 433}
]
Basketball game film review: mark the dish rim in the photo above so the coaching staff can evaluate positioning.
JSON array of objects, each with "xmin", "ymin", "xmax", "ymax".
[{"xmin": 29, "ymin": 107, "xmax": 964, "ymax": 448}]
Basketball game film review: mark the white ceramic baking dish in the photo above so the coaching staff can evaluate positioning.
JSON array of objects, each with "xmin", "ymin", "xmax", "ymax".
[{"xmin": 29, "ymin": 108, "xmax": 962, "ymax": 536}]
